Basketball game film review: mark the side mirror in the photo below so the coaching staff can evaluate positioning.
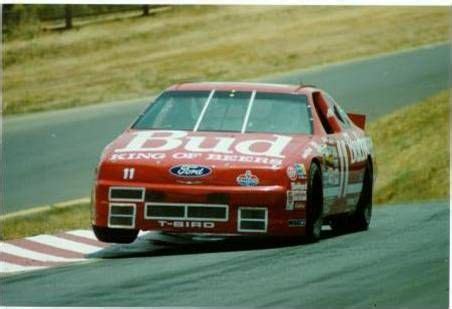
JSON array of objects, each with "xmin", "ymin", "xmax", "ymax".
[{"xmin": 347, "ymin": 113, "xmax": 366, "ymax": 130}]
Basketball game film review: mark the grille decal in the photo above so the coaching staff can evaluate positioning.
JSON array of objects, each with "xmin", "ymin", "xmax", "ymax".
[{"xmin": 145, "ymin": 203, "xmax": 228, "ymax": 222}]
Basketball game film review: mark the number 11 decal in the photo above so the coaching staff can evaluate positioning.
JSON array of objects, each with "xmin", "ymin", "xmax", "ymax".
[{"xmin": 123, "ymin": 168, "xmax": 135, "ymax": 180}]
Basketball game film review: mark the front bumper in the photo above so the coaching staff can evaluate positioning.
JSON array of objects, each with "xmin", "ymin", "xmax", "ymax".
[{"xmin": 93, "ymin": 180, "xmax": 307, "ymax": 237}]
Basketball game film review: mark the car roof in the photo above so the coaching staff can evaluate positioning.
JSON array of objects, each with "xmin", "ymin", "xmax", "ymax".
[{"xmin": 167, "ymin": 82, "xmax": 318, "ymax": 95}]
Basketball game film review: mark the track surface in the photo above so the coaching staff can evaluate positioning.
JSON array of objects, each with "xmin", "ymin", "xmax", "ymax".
[
  {"xmin": 1, "ymin": 201, "xmax": 448, "ymax": 307},
  {"xmin": 2, "ymin": 43, "xmax": 450, "ymax": 214}
]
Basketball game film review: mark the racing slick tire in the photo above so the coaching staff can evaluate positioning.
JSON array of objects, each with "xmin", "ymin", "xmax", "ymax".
[
  {"xmin": 92, "ymin": 225, "xmax": 138, "ymax": 244},
  {"xmin": 330, "ymin": 159, "xmax": 373, "ymax": 233},
  {"xmin": 304, "ymin": 163, "xmax": 324, "ymax": 243},
  {"xmin": 349, "ymin": 159, "xmax": 373, "ymax": 231}
]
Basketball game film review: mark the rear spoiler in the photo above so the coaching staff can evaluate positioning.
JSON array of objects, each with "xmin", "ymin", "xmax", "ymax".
[{"xmin": 347, "ymin": 113, "xmax": 366, "ymax": 130}]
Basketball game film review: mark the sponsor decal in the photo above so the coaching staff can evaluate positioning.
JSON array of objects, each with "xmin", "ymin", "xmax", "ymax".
[
  {"xmin": 157, "ymin": 220, "xmax": 215, "ymax": 229},
  {"xmin": 294, "ymin": 201, "xmax": 305, "ymax": 209},
  {"xmin": 169, "ymin": 164, "xmax": 212, "ymax": 178},
  {"xmin": 291, "ymin": 182, "xmax": 307, "ymax": 191},
  {"xmin": 323, "ymin": 144, "xmax": 338, "ymax": 167},
  {"xmin": 292, "ymin": 190, "xmax": 307, "ymax": 202},
  {"xmin": 294, "ymin": 163, "xmax": 307, "ymax": 179},
  {"xmin": 302, "ymin": 147, "xmax": 313, "ymax": 159},
  {"xmin": 286, "ymin": 187, "xmax": 307, "ymax": 210},
  {"xmin": 288, "ymin": 219, "xmax": 305, "ymax": 227},
  {"xmin": 309, "ymin": 141, "xmax": 325, "ymax": 153},
  {"xmin": 236, "ymin": 170, "xmax": 259, "ymax": 187},
  {"xmin": 286, "ymin": 166, "xmax": 297, "ymax": 181},
  {"xmin": 115, "ymin": 131, "xmax": 292, "ymax": 159},
  {"xmin": 342, "ymin": 132, "xmax": 371, "ymax": 164},
  {"xmin": 286, "ymin": 191, "xmax": 294, "ymax": 210},
  {"xmin": 324, "ymin": 167, "xmax": 340, "ymax": 186}
]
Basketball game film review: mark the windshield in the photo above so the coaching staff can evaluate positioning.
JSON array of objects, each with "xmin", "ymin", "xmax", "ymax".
[{"xmin": 133, "ymin": 90, "xmax": 312, "ymax": 134}]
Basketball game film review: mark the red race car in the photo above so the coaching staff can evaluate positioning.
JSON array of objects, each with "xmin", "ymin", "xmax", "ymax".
[{"xmin": 91, "ymin": 82, "xmax": 375, "ymax": 243}]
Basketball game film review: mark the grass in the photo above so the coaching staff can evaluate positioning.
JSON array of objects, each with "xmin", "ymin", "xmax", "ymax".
[
  {"xmin": 369, "ymin": 90, "xmax": 450, "ymax": 204},
  {"xmin": 1, "ymin": 204, "xmax": 91, "ymax": 240},
  {"xmin": 3, "ymin": 6, "xmax": 448, "ymax": 115},
  {"xmin": 1, "ymin": 90, "xmax": 449, "ymax": 240}
]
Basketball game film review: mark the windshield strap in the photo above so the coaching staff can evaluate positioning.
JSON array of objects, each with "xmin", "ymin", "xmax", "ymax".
[
  {"xmin": 241, "ymin": 90, "xmax": 257, "ymax": 133},
  {"xmin": 193, "ymin": 90, "xmax": 216, "ymax": 132}
]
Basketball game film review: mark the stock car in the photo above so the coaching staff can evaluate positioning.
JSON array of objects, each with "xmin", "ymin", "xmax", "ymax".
[{"xmin": 91, "ymin": 82, "xmax": 375, "ymax": 243}]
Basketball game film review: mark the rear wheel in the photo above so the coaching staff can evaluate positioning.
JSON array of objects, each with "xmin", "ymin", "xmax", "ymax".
[
  {"xmin": 349, "ymin": 160, "xmax": 373, "ymax": 231},
  {"xmin": 304, "ymin": 163, "xmax": 324, "ymax": 243},
  {"xmin": 92, "ymin": 225, "xmax": 138, "ymax": 244},
  {"xmin": 330, "ymin": 159, "xmax": 373, "ymax": 233}
]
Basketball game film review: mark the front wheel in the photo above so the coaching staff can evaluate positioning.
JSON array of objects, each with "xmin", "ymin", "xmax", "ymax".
[
  {"xmin": 93, "ymin": 225, "xmax": 138, "ymax": 243},
  {"xmin": 304, "ymin": 163, "xmax": 324, "ymax": 243}
]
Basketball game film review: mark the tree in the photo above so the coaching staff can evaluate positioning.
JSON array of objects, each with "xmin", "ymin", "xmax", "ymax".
[
  {"xmin": 64, "ymin": 5, "xmax": 72, "ymax": 29},
  {"xmin": 142, "ymin": 5, "xmax": 150, "ymax": 16}
]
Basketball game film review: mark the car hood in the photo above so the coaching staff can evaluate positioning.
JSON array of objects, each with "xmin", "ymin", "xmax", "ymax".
[{"xmin": 98, "ymin": 129, "xmax": 311, "ymax": 186}]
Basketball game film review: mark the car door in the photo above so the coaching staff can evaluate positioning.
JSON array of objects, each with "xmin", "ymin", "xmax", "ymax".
[
  {"xmin": 323, "ymin": 93, "xmax": 368, "ymax": 212},
  {"xmin": 312, "ymin": 91, "xmax": 349, "ymax": 214}
]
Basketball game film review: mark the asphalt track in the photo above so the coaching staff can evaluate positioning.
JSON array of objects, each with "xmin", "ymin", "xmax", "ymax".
[
  {"xmin": 1, "ymin": 201, "xmax": 448, "ymax": 307},
  {"xmin": 2, "ymin": 42, "xmax": 450, "ymax": 214}
]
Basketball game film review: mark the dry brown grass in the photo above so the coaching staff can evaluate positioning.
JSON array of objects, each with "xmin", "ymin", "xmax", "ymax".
[
  {"xmin": 368, "ymin": 90, "xmax": 450, "ymax": 204},
  {"xmin": 3, "ymin": 6, "xmax": 448, "ymax": 114}
]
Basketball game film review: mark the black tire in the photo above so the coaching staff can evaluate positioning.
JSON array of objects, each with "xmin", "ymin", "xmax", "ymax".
[
  {"xmin": 349, "ymin": 160, "xmax": 373, "ymax": 231},
  {"xmin": 329, "ymin": 214, "xmax": 349, "ymax": 234},
  {"xmin": 304, "ymin": 163, "xmax": 324, "ymax": 243},
  {"xmin": 92, "ymin": 225, "xmax": 138, "ymax": 244}
]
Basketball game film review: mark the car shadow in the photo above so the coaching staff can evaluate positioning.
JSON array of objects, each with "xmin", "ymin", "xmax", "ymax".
[{"xmin": 87, "ymin": 228, "xmax": 343, "ymax": 259}]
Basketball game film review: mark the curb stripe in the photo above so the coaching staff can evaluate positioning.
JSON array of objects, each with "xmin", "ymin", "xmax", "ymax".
[
  {"xmin": 66, "ymin": 229, "xmax": 98, "ymax": 240},
  {"xmin": 0, "ymin": 252, "xmax": 64, "ymax": 267},
  {"xmin": 0, "ymin": 229, "xmax": 107, "ymax": 275},
  {"xmin": 58, "ymin": 233, "xmax": 108, "ymax": 248},
  {"xmin": 0, "ymin": 243, "xmax": 81, "ymax": 262},
  {"xmin": 9, "ymin": 239, "xmax": 84, "ymax": 259},
  {"xmin": 28, "ymin": 235, "xmax": 102, "ymax": 254}
]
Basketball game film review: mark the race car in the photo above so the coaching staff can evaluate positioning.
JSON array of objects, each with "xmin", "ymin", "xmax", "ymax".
[{"xmin": 91, "ymin": 82, "xmax": 375, "ymax": 243}]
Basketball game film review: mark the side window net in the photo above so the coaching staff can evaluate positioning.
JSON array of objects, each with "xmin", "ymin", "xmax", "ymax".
[
  {"xmin": 334, "ymin": 105, "xmax": 345, "ymax": 123},
  {"xmin": 312, "ymin": 92, "xmax": 333, "ymax": 134},
  {"xmin": 325, "ymin": 93, "xmax": 351, "ymax": 129}
]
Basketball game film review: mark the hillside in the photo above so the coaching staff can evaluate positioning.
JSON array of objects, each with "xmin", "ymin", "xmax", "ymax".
[
  {"xmin": 3, "ymin": 6, "xmax": 448, "ymax": 114},
  {"xmin": 368, "ymin": 90, "xmax": 449, "ymax": 204}
]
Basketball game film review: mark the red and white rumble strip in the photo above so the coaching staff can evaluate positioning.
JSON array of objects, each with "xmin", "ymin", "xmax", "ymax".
[{"xmin": 0, "ymin": 229, "xmax": 108, "ymax": 275}]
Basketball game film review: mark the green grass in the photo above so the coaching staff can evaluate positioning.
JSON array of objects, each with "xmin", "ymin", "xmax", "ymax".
[
  {"xmin": 3, "ymin": 6, "xmax": 448, "ymax": 115},
  {"xmin": 1, "ymin": 204, "xmax": 91, "ymax": 240},
  {"xmin": 1, "ymin": 90, "xmax": 449, "ymax": 240},
  {"xmin": 369, "ymin": 90, "xmax": 450, "ymax": 204}
]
